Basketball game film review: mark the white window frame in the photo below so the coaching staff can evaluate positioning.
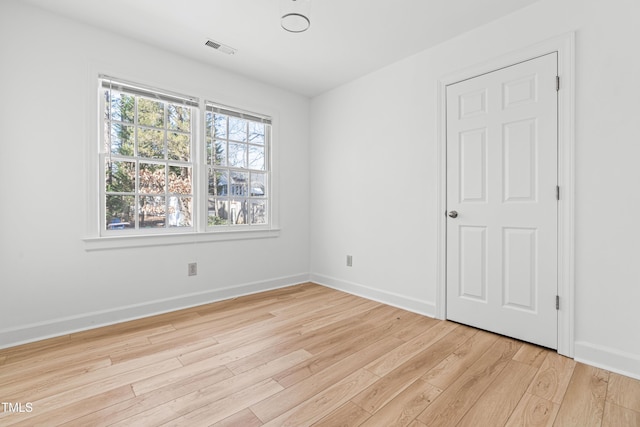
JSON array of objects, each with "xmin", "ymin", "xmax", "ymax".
[
  {"xmin": 204, "ymin": 102, "xmax": 272, "ymax": 231},
  {"xmin": 99, "ymin": 76, "xmax": 199, "ymax": 236},
  {"xmin": 84, "ymin": 75, "xmax": 280, "ymax": 251}
]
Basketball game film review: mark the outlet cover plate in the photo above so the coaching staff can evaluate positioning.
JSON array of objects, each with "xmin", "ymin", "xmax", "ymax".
[{"xmin": 188, "ymin": 263, "xmax": 197, "ymax": 276}]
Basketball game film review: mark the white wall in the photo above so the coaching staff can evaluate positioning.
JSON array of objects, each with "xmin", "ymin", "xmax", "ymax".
[
  {"xmin": 0, "ymin": 1, "xmax": 310, "ymax": 347},
  {"xmin": 310, "ymin": 0, "xmax": 640, "ymax": 379}
]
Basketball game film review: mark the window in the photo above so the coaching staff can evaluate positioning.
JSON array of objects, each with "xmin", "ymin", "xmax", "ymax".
[
  {"xmin": 101, "ymin": 78, "xmax": 198, "ymax": 233},
  {"xmin": 98, "ymin": 77, "xmax": 272, "ymax": 239},
  {"xmin": 205, "ymin": 103, "xmax": 271, "ymax": 228}
]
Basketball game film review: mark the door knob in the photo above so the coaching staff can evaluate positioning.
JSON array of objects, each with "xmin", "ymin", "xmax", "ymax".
[{"xmin": 448, "ymin": 210, "xmax": 458, "ymax": 218}]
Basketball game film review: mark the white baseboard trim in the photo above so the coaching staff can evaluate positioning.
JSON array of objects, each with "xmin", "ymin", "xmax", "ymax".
[
  {"xmin": 0, "ymin": 273, "xmax": 310, "ymax": 350},
  {"xmin": 310, "ymin": 273, "xmax": 436, "ymax": 318},
  {"xmin": 574, "ymin": 341, "xmax": 640, "ymax": 381}
]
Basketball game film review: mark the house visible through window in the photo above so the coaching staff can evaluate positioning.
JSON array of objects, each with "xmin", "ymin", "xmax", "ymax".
[{"xmin": 99, "ymin": 77, "xmax": 272, "ymax": 236}]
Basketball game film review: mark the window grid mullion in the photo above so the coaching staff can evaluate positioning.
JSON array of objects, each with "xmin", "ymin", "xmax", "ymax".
[
  {"xmin": 135, "ymin": 160, "xmax": 140, "ymax": 229},
  {"xmin": 245, "ymin": 122, "xmax": 249, "ymax": 173},
  {"xmin": 163, "ymin": 156, "xmax": 169, "ymax": 229}
]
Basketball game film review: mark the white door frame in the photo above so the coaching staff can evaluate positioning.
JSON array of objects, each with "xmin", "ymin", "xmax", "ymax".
[{"xmin": 436, "ymin": 32, "xmax": 575, "ymax": 357}]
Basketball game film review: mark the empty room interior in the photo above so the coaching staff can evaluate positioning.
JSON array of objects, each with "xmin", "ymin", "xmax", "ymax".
[{"xmin": 1, "ymin": 0, "xmax": 640, "ymax": 425}]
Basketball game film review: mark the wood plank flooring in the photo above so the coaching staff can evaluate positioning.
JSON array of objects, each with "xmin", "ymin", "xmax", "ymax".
[{"xmin": 1, "ymin": 283, "xmax": 639, "ymax": 426}]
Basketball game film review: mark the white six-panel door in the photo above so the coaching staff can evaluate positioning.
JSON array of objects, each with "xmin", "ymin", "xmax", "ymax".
[{"xmin": 446, "ymin": 53, "xmax": 558, "ymax": 349}]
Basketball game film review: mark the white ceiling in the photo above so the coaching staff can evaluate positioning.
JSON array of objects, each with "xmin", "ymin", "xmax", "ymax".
[{"xmin": 23, "ymin": 0, "xmax": 541, "ymax": 97}]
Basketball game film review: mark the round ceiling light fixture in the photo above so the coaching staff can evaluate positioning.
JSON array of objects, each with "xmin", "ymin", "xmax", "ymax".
[
  {"xmin": 281, "ymin": 13, "xmax": 310, "ymax": 33},
  {"xmin": 280, "ymin": 0, "xmax": 311, "ymax": 33}
]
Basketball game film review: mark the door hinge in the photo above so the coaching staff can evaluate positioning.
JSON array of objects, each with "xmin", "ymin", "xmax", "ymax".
[
  {"xmin": 556, "ymin": 185, "xmax": 560, "ymax": 200},
  {"xmin": 556, "ymin": 76, "xmax": 560, "ymax": 91},
  {"xmin": 556, "ymin": 295, "xmax": 560, "ymax": 310}
]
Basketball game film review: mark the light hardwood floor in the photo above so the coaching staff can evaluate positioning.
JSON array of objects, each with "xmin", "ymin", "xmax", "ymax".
[{"xmin": 1, "ymin": 283, "xmax": 639, "ymax": 426}]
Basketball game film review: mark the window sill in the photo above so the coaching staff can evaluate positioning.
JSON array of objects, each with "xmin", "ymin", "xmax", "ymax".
[{"xmin": 83, "ymin": 228, "xmax": 280, "ymax": 251}]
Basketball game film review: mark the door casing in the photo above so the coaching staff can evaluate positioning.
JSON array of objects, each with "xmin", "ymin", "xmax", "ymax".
[{"xmin": 436, "ymin": 32, "xmax": 575, "ymax": 357}]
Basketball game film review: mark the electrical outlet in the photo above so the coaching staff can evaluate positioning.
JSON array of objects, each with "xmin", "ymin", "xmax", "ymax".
[
  {"xmin": 346, "ymin": 255, "xmax": 353, "ymax": 267},
  {"xmin": 188, "ymin": 262, "xmax": 197, "ymax": 276}
]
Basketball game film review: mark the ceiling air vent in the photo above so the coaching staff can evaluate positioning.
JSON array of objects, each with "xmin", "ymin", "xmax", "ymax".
[{"xmin": 205, "ymin": 39, "xmax": 237, "ymax": 55}]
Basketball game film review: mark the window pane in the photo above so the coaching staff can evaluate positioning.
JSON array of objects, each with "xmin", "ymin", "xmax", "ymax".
[
  {"xmin": 138, "ymin": 98, "xmax": 164, "ymax": 128},
  {"xmin": 108, "ymin": 91, "xmax": 134, "ymax": 123},
  {"xmin": 109, "ymin": 123, "xmax": 134, "ymax": 155},
  {"xmin": 228, "ymin": 142, "xmax": 247, "ymax": 168},
  {"xmin": 248, "ymin": 145, "xmax": 265, "ymax": 170},
  {"xmin": 208, "ymin": 198, "xmax": 229, "ymax": 226},
  {"xmin": 140, "ymin": 196, "xmax": 166, "ymax": 228},
  {"xmin": 214, "ymin": 114, "xmax": 227, "ymax": 138},
  {"xmin": 209, "ymin": 169, "xmax": 228, "ymax": 196},
  {"xmin": 248, "ymin": 122, "xmax": 265, "ymax": 144},
  {"xmin": 211, "ymin": 140, "xmax": 227, "ymax": 166},
  {"xmin": 230, "ymin": 171, "xmax": 249, "ymax": 196},
  {"xmin": 168, "ymin": 104, "xmax": 190, "ymax": 132},
  {"xmin": 106, "ymin": 160, "xmax": 135, "ymax": 193},
  {"xmin": 230, "ymin": 199, "xmax": 248, "ymax": 224},
  {"xmin": 168, "ymin": 166, "xmax": 192, "ymax": 195},
  {"xmin": 228, "ymin": 117, "xmax": 247, "ymax": 142},
  {"xmin": 140, "ymin": 163, "xmax": 165, "ymax": 194},
  {"xmin": 168, "ymin": 196, "xmax": 192, "ymax": 227},
  {"xmin": 138, "ymin": 128, "xmax": 165, "ymax": 159},
  {"xmin": 206, "ymin": 137, "xmax": 212, "ymax": 164},
  {"xmin": 250, "ymin": 200, "xmax": 267, "ymax": 224},
  {"xmin": 106, "ymin": 195, "xmax": 134, "ymax": 229},
  {"xmin": 168, "ymin": 132, "xmax": 190, "ymax": 161},
  {"xmin": 250, "ymin": 172, "xmax": 266, "ymax": 197},
  {"xmin": 205, "ymin": 112, "xmax": 213, "ymax": 138}
]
